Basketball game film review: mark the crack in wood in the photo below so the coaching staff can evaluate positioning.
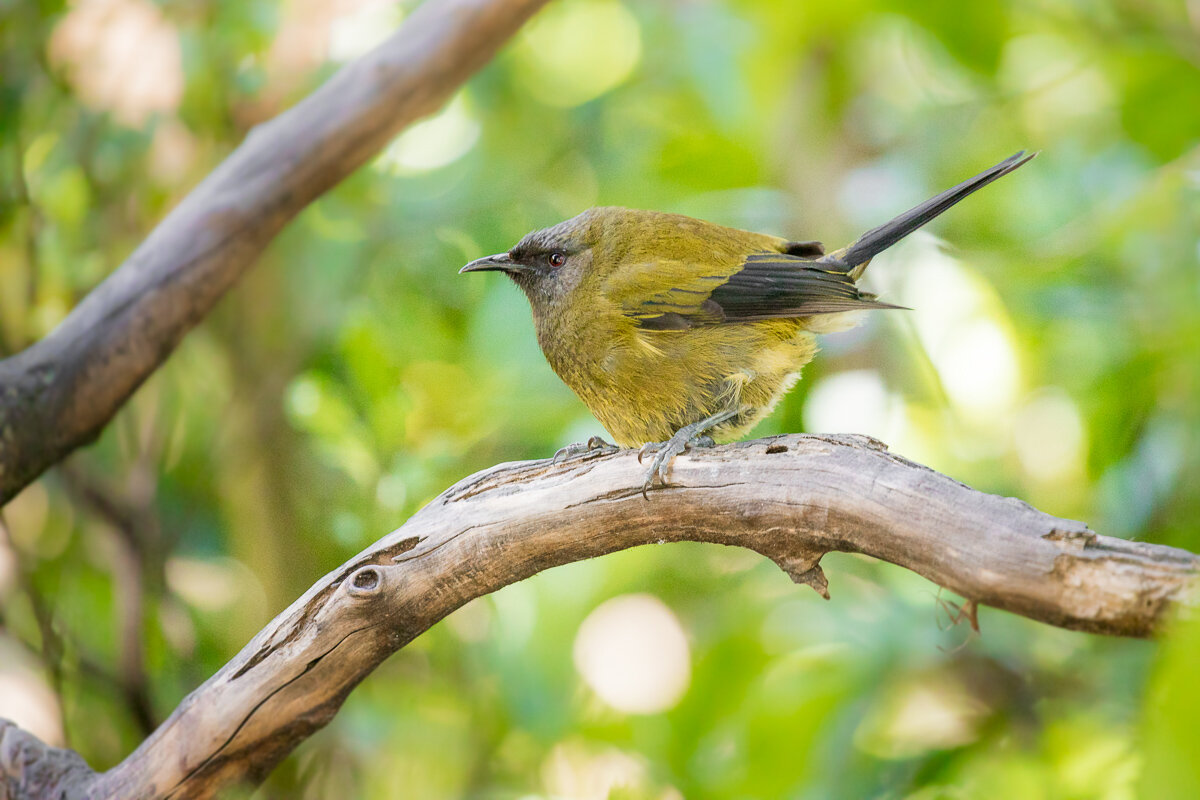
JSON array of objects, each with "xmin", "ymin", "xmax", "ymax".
[{"xmin": 165, "ymin": 622, "xmax": 382, "ymax": 799}]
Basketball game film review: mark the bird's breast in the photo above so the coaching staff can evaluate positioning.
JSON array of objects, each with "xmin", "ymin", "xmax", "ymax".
[{"xmin": 534, "ymin": 304, "xmax": 626, "ymax": 389}]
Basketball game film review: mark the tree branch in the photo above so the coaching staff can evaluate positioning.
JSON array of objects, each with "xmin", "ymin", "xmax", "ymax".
[
  {"xmin": 0, "ymin": 0, "xmax": 551, "ymax": 505},
  {"xmin": 2, "ymin": 434, "xmax": 1196, "ymax": 799}
]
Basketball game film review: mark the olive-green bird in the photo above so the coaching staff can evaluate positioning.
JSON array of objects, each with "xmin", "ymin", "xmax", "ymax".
[{"xmin": 461, "ymin": 151, "xmax": 1034, "ymax": 495}]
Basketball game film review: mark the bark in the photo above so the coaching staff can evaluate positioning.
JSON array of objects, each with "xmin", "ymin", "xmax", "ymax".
[
  {"xmin": 2, "ymin": 434, "xmax": 1197, "ymax": 799},
  {"xmin": 0, "ymin": 0, "xmax": 551, "ymax": 505}
]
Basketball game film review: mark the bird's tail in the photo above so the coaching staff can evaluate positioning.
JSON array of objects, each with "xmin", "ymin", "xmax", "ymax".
[{"xmin": 821, "ymin": 151, "xmax": 1036, "ymax": 279}]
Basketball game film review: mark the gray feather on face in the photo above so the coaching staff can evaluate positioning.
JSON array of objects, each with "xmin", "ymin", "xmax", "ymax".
[
  {"xmin": 507, "ymin": 210, "xmax": 606, "ymax": 308},
  {"xmin": 511, "ymin": 208, "xmax": 602, "ymax": 260}
]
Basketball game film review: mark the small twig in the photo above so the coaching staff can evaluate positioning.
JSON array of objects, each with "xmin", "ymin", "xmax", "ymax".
[
  {"xmin": 935, "ymin": 590, "xmax": 981, "ymax": 634},
  {"xmin": 2, "ymin": 500, "xmax": 158, "ymax": 738},
  {"xmin": 0, "ymin": 511, "xmax": 68, "ymax": 744},
  {"xmin": 59, "ymin": 460, "xmax": 168, "ymax": 735}
]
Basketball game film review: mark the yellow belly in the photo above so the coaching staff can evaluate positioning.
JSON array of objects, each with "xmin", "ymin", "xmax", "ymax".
[{"xmin": 548, "ymin": 318, "xmax": 820, "ymax": 447}]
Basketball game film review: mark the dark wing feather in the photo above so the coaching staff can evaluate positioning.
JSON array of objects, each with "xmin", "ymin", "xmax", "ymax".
[
  {"xmin": 818, "ymin": 150, "xmax": 1035, "ymax": 273},
  {"xmin": 624, "ymin": 252, "xmax": 903, "ymax": 329},
  {"xmin": 784, "ymin": 240, "xmax": 825, "ymax": 257},
  {"xmin": 703, "ymin": 253, "xmax": 903, "ymax": 322}
]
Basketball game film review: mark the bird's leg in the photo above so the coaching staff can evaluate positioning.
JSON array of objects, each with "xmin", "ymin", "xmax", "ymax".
[
  {"xmin": 638, "ymin": 409, "xmax": 739, "ymax": 498},
  {"xmin": 553, "ymin": 434, "xmax": 618, "ymax": 463}
]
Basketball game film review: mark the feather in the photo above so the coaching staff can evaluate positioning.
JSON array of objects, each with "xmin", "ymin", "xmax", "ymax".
[
  {"xmin": 618, "ymin": 252, "xmax": 902, "ymax": 329},
  {"xmin": 820, "ymin": 150, "xmax": 1036, "ymax": 273}
]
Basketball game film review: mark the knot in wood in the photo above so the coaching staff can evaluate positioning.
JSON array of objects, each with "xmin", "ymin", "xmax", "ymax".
[
  {"xmin": 347, "ymin": 566, "xmax": 383, "ymax": 597},
  {"xmin": 1043, "ymin": 526, "xmax": 1097, "ymax": 550}
]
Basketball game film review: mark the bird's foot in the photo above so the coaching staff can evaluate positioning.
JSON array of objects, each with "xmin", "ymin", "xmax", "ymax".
[
  {"xmin": 637, "ymin": 432, "xmax": 716, "ymax": 499},
  {"xmin": 633, "ymin": 409, "xmax": 738, "ymax": 499},
  {"xmin": 553, "ymin": 435, "xmax": 618, "ymax": 463}
]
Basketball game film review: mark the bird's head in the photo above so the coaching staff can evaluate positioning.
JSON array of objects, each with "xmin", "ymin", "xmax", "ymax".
[{"xmin": 459, "ymin": 206, "xmax": 646, "ymax": 315}]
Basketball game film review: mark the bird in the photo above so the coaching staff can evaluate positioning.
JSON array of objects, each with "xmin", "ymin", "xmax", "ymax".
[{"xmin": 460, "ymin": 151, "xmax": 1035, "ymax": 496}]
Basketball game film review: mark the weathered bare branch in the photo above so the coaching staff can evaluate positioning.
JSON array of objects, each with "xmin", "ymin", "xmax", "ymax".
[
  {"xmin": 3, "ymin": 434, "xmax": 1196, "ymax": 799},
  {"xmin": 0, "ymin": 0, "xmax": 551, "ymax": 504}
]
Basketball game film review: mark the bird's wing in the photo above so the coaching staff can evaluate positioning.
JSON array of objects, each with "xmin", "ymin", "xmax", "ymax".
[
  {"xmin": 605, "ymin": 250, "xmax": 902, "ymax": 330},
  {"xmin": 602, "ymin": 258, "xmax": 731, "ymax": 329},
  {"xmin": 705, "ymin": 253, "xmax": 905, "ymax": 321}
]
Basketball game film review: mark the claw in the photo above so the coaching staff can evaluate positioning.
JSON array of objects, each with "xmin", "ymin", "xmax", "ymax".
[
  {"xmin": 638, "ymin": 434, "xmax": 690, "ymax": 496},
  {"xmin": 554, "ymin": 435, "xmax": 616, "ymax": 463},
  {"xmin": 636, "ymin": 409, "xmax": 738, "ymax": 499},
  {"xmin": 586, "ymin": 435, "xmax": 614, "ymax": 452},
  {"xmin": 656, "ymin": 455, "xmax": 671, "ymax": 484}
]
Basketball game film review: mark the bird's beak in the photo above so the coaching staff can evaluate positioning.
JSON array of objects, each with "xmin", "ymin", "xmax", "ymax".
[{"xmin": 459, "ymin": 252, "xmax": 528, "ymax": 274}]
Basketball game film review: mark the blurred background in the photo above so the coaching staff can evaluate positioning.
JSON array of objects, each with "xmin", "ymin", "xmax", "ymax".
[{"xmin": 2, "ymin": 0, "xmax": 1200, "ymax": 797}]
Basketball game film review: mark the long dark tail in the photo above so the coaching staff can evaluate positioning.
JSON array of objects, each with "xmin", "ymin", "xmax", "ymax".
[{"xmin": 821, "ymin": 151, "xmax": 1036, "ymax": 276}]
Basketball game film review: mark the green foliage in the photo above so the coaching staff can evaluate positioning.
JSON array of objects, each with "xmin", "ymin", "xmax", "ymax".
[
  {"xmin": 1, "ymin": 0, "xmax": 1199, "ymax": 797},
  {"xmin": 1140, "ymin": 614, "xmax": 1200, "ymax": 800}
]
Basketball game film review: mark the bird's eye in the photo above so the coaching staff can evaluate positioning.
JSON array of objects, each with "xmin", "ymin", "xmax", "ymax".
[{"xmin": 548, "ymin": 251, "xmax": 566, "ymax": 268}]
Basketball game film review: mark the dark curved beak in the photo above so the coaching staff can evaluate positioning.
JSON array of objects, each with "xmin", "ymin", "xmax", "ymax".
[{"xmin": 460, "ymin": 252, "xmax": 528, "ymax": 274}]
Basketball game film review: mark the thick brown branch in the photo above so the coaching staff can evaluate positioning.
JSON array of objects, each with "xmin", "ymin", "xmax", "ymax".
[
  {"xmin": 0, "ymin": 0, "xmax": 550, "ymax": 504},
  {"xmin": 2, "ymin": 434, "xmax": 1196, "ymax": 799}
]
